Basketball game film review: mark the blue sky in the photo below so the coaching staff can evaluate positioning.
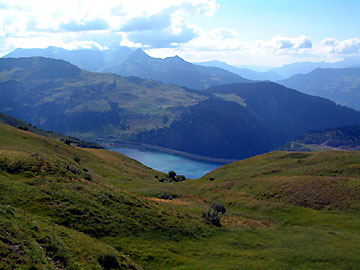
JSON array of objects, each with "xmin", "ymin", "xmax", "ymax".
[
  {"xmin": 0, "ymin": 0, "xmax": 359, "ymax": 66},
  {"xmin": 193, "ymin": 0, "xmax": 360, "ymax": 42}
]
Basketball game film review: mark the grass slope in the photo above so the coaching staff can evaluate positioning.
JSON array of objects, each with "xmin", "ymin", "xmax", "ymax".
[
  {"xmin": 0, "ymin": 124, "xmax": 207, "ymax": 269},
  {"xmin": 174, "ymin": 151, "xmax": 360, "ymax": 269},
  {"xmin": 1, "ymin": 122, "xmax": 360, "ymax": 269},
  {"xmin": 0, "ymin": 205, "xmax": 139, "ymax": 270},
  {"xmin": 0, "ymin": 112, "xmax": 103, "ymax": 149}
]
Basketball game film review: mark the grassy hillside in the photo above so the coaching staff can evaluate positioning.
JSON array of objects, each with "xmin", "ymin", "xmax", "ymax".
[
  {"xmin": 0, "ymin": 112, "xmax": 103, "ymax": 149},
  {"xmin": 1, "ymin": 122, "xmax": 360, "ymax": 269},
  {"xmin": 0, "ymin": 123, "xmax": 207, "ymax": 269},
  {"xmin": 0, "ymin": 57, "xmax": 206, "ymax": 141}
]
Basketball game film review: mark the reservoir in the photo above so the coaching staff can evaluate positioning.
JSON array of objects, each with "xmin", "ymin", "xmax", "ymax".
[{"xmin": 109, "ymin": 147, "xmax": 225, "ymax": 179}]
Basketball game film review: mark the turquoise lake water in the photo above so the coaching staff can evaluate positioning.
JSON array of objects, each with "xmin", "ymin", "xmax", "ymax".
[{"xmin": 109, "ymin": 147, "xmax": 225, "ymax": 179}]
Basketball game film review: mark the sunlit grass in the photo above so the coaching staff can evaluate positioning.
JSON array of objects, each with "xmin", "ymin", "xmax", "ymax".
[{"xmin": 1, "ymin": 123, "xmax": 360, "ymax": 269}]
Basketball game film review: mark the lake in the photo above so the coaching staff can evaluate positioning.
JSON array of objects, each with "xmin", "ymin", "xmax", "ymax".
[{"xmin": 109, "ymin": 147, "xmax": 225, "ymax": 179}]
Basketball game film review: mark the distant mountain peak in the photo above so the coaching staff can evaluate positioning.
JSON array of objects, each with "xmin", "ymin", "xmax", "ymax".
[
  {"xmin": 129, "ymin": 48, "xmax": 152, "ymax": 60},
  {"xmin": 164, "ymin": 55, "xmax": 186, "ymax": 63},
  {"xmin": 133, "ymin": 48, "xmax": 148, "ymax": 55},
  {"xmin": 4, "ymin": 46, "xmax": 250, "ymax": 89}
]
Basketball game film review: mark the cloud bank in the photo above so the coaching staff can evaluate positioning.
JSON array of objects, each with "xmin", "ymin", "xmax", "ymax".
[{"xmin": 0, "ymin": 0, "xmax": 359, "ymax": 66}]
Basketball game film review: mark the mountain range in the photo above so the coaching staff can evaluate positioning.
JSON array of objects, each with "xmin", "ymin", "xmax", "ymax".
[
  {"xmin": 4, "ymin": 46, "xmax": 135, "ymax": 73},
  {"xmin": 0, "ymin": 56, "xmax": 206, "ymax": 139},
  {"xmin": 279, "ymin": 67, "xmax": 360, "ymax": 111},
  {"xmin": 136, "ymin": 82, "xmax": 360, "ymax": 159},
  {"xmin": 5, "ymin": 47, "xmax": 251, "ymax": 90},
  {"xmin": 196, "ymin": 60, "xmax": 283, "ymax": 81},
  {"xmin": 197, "ymin": 56, "xmax": 360, "ymax": 79},
  {"xmin": 267, "ymin": 56, "xmax": 360, "ymax": 78},
  {"xmin": 2, "ymin": 57, "xmax": 360, "ymax": 159},
  {"xmin": 6, "ymin": 47, "xmax": 360, "ymax": 86},
  {"xmin": 103, "ymin": 49, "xmax": 251, "ymax": 89}
]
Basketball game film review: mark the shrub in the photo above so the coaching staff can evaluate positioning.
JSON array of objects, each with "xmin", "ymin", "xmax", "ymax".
[
  {"xmin": 64, "ymin": 139, "xmax": 72, "ymax": 145},
  {"xmin": 160, "ymin": 192, "xmax": 172, "ymax": 200},
  {"xmin": 17, "ymin": 125, "xmax": 28, "ymax": 131},
  {"xmin": 168, "ymin": 170, "xmax": 176, "ymax": 180},
  {"xmin": 202, "ymin": 210, "xmax": 221, "ymax": 227},
  {"xmin": 66, "ymin": 164, "xmax": 81, "ymax": 175},
  {"xmin": 211, "ymin": 202, "xmax": 226, "ymax": 214},
  {"xmin": 98, "ymin": 254, "xmax": 120, "ymax": 270},
  {"xmin": 73, "ymin": 156, "xmax": 80, "ymax": 163},
  {"xmin": 175, "ymin": 175, "xmax": 186, "ymax": 182},
  {"xmin": 202, "ymin": 202, "xmax": 226, "ymax": 227}
]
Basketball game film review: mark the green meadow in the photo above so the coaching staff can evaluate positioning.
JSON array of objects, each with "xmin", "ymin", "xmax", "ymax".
[{"xmin": 1, "ymin": 123, "xmax": 360, "ymax": 269}]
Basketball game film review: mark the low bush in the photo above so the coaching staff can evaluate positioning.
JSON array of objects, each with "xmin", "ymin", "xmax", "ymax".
[
  {"xmin": 202, "ymin": 203, "xmax": 226, "ymax": 227},
  {"xmin": 175, "ymin": 175, "xmax": 186, "ymax": 182},
  {"xmin": 98, "ymin": 254, "xmax": 121, "ymax": 269}
]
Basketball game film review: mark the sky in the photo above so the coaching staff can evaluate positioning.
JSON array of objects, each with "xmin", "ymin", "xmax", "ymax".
[{"xmin": 0, "ymin": 0, "xmax": 359, "ymax": 66}]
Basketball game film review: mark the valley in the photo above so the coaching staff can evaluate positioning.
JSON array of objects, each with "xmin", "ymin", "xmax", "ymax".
[
  {"xmin": 2, "ymin": 1, "xmax": 360, "ymax": 269},
  {"xmin": 2, "ymin": 57, "xmax": 360, "ymax": 160}
]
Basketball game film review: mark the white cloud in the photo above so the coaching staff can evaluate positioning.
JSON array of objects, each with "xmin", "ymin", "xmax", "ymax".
[
  {"xmin": 256, "ymin": 35, "xmax": 312, "ymax": 53},
  {"xmin": 119, "ymin": 34, "xmax": 143, "ymax": 48},
  {"xmin": 64, "ymin": 40, "xmax": 108, "ymax": 51},
  {"xmin": 111, "ymin": 0, "xmax": 219, "ymax": 18},
  {"xmin": 146, "ymin": 33, "xmax": 353, "ymax": 66},
  {"xmin": 120, "ymin": 7, "xmax": 201, "ymax": 48},
  {"xmin": 127, "ymin": 20, "xmax": 199, "ymax": 48},
  {"xmin": 320, "ymin": 38, "xmax": 338, "ymax": 46},
  {"xmin": 59, "ymin": 19, "xmax": 110, "ymax": 32},
  {"xmin": 120, "ymin": 8, "xmax": 173, "ymax": 32},
  {"xmin": 318, "ymin": 37, "xmax": 360, "ymax": 55},
  {"xmin": 334, "ymin": 38, "xmax": 360, "ymax": 54},
  {"xmin": 0, "ymin": 0, "xmax": 359, "ymax": 66},
  {"xmin": 183, "ymin": 27, "xmax": 248, "ymax": 51},
  {"xmin": 177, "ymin": 31, "xmax": 313, "ymax": 59},
  {"xmin": 0, "ymin": 0, "xmax": 218, "ymax": 53}
]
